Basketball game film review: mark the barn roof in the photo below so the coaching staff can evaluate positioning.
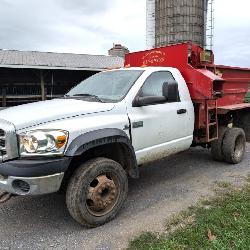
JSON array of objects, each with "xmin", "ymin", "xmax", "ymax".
[{"xmin": 0, "ymin": 49, "xmax": 124, "ymax": 71}]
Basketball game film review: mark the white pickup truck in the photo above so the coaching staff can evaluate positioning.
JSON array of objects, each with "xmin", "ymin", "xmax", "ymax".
[
  {"xmin": 0, "ymin": 67, "xmax": 226, "ymax": 227},
  {"xmin": 2, "ymin": 43, "xmax": 248, "ymax": 227}
]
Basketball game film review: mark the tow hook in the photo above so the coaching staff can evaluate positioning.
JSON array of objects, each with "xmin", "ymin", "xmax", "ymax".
[{"xmin": 0, "ymin": 191, "xmax": 14, "ymax": 204}]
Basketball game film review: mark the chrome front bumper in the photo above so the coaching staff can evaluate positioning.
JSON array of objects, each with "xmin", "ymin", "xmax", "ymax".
[{"xmin": 0, "ymin": 173, "xmax": 64, "ymax": 196}]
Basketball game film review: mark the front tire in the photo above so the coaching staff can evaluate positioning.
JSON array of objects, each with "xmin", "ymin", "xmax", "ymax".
[
  {"xmin": 66, "ymin": 157, "xmax": 128, "ymax": 227},
  {"xmin": 222, "ymin": 128, "xmax": 246, "ymax": 164}
]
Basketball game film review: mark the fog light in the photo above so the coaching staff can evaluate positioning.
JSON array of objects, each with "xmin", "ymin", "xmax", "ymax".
[{"xmin": 12, "ymin": 180, "xmax": 30, "ymax": 194}]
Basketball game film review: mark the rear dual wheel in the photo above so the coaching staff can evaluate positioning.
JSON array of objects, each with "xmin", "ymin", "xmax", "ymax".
[
  {"xmin": 211, "ymin": 126, "xmax": 229, "ymax": 161},
  {"xmin": 66, "ymin": 157, "xmax": 128, "ymax": 227},
  {"xmin": 222, "ymin": 128, "xmax": 246, "ymax": 164},
  {"xmin": 211, "ymin": 127, "xmax": 246, "ymax": 164}
]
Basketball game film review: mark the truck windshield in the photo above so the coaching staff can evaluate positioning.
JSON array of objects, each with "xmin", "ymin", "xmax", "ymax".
[{"xmin": 66, "ymin": 70, "xmax": 144, "ymax": 102}]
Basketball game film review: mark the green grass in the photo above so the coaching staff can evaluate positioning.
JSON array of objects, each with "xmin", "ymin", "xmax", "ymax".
[
  {"xmin": 128, "ymin": 182, "xmax": 250, "ymax": 250},
  {"xmin": 214, "ymin": 180, "xmax": 232, "ymax": 189}
]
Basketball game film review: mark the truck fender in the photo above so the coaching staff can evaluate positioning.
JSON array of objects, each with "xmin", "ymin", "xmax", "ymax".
[{"xmin": 65, "ymin": 128, "xmax": 139, "ymax": 178}]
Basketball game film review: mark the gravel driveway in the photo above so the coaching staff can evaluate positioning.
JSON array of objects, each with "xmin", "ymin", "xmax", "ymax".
[{"xmin": 0, "ymin": 146, "xmax": 249, "ymax": 250}]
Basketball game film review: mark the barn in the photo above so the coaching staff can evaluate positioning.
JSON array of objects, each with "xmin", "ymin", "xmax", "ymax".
[{"xmin": 0, "ymin": 49, "xmax": 124, "ymax": 107}]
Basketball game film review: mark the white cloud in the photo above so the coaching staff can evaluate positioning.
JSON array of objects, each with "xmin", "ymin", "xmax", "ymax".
[
  {"xmin": 213, "ymin": 0, "xmax": 250, "ymax": 66},
  {"xmin": 0, "ymin": 0, "xmax": 146, "ymax": 55}
]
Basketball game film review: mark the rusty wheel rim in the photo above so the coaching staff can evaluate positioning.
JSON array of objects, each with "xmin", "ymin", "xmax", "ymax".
[{"xmin": 86, "ymin": 173, "xmax": 119, "ymax": 217}]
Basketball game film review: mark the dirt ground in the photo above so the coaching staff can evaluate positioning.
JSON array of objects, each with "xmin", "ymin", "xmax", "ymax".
[{"xmin": 0, "ymin": 146, "xmax": 249, "ymax": 250}]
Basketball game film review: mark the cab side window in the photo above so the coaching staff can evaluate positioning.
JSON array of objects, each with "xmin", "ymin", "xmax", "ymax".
[{"xmin": 140, "ymin": 71, "xmax": 179, "ymax": 101}]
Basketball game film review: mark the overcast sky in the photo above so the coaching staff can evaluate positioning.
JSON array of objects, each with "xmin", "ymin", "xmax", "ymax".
[{"xmin": 0, "ymin": 0, "xmax": 249, "ymax": 67}]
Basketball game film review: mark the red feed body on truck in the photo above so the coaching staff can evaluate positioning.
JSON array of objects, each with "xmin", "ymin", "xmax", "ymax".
[{"xmin": 125, "ymin": 43, "xmax": 250, "ymax": 143}]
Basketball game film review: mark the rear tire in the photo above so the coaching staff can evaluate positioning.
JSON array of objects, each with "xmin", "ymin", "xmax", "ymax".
[
  {"xmin": 66, "ymin": 157, "xmax": 128, "ymax": 227},
  {"xmin": 222, "ymin": 128, "xmax": 246, "ymax": 164},
  {"xmin": 211, "ymin": 126, "xmax": 228, "ymax": 161}
]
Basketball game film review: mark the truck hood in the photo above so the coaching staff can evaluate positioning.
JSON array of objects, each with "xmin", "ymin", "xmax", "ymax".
[{"xmin": 0, "ymin": 98, "xmax": 115, "ymax": 130}]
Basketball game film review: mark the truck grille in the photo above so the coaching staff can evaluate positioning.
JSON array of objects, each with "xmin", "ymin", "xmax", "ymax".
[
  {"xmin": 0, "ymin": 129, "xmax": 6, "ymax": 158},
  {"xmin": 0, "ymin": 138, "xmax": 5, "ymax": 147},
  {"xmin": 0, "ymin": 120, "xmax": 19, "ymax": 162},
  {"xmin": 0, "ymin": 129, "xmax": 4, "ymax": 137}
]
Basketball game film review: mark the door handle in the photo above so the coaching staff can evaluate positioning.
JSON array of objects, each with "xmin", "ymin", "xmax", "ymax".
[{"xmin": 177, "ymin": 109, "xmax": 187, "ymax": 114}]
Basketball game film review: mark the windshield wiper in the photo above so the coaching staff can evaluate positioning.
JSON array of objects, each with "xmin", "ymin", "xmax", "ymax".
[{"xmin": 71, "ymin": 94, "xmax": 104, "ymax": 102}]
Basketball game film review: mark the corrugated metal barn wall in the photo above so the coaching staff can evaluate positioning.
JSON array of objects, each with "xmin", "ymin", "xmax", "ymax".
[
  {"xmin": 155, "ymin": 0, "xmax": 208, "ymax": 47},
  {"xmin": 0, "ymin": 68, "xmax": 96, "ymax": 107}
]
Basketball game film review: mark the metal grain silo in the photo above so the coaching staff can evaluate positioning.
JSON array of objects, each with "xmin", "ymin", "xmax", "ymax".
[{"xmin": 147, "ymin": 0, "xmax": 209, "ymax": 48}]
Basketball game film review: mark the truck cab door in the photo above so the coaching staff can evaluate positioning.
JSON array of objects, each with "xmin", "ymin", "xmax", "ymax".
[{"xmin": 126, "ymin": 70, "xmax": 193, "ymax": 165}]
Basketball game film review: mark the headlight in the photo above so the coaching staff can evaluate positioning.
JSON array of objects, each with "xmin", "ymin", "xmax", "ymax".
[{"xmin": 19, "ymin": 130, "xmax": 68, "ymax": 157}]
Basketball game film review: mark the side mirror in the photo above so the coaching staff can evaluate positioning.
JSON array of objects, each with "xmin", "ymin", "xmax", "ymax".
[
  {"xmin": 133, "ymin": 96, "xmax": 166, "ymax": 107},
  {"xmin": 162, "ymin": 81, "xmax": 179, "ymax": 102}
]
